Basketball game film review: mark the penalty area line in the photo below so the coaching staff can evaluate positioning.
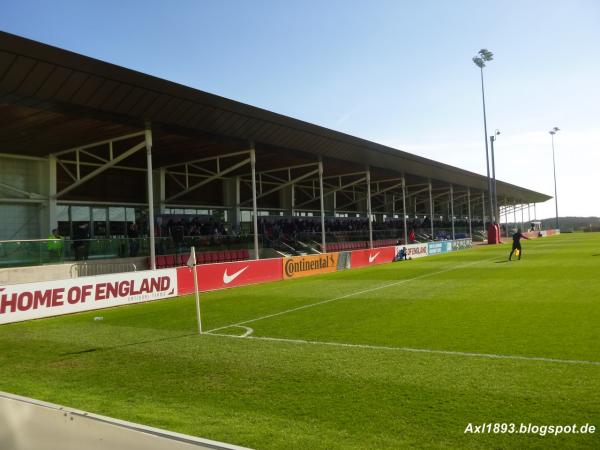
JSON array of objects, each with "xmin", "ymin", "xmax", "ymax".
[
  {"xmin": 206, "ymin": 256, "xmax": 495, "ymax": 335},
  {"xmin": 205, "ymin": 333, "xmax": 600, "ymax": 367}
]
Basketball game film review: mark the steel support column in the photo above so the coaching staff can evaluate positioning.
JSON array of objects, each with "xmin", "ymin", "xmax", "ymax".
[
  {"xmin": 48, "ymin": 155, "xmax": 57, "ymax": 234},
  {"xmin": 145, "ymin": 127, "xmax": 156, "ymax": 270},
  {"xmin": 429, "ymin": 180, "xmax": 434, "ymax": 238},
  {"xmin": 450, "ymin": 184, "xmax": 455, "ymax": 240},
  {"xmin": 318, "ymin": 159, "xmax": 326, "ymax": 252},
  {"xmin": 467, "ymin": 187, "xmax": 472, "ymax": 238},
  {"xmin": 402, "ymin": 176, "xmax": 408, "ymax": 244},
  {"xmin": 250, "ymin": 147, "xmax": 259, "ymax": 260},
  {"xmin": 366, "ymin": 168, "xmax": 373, "ymax": 249},
  {"xmin": 482, "ymin": 192, "xmax": 486, "ymax": 230},
  {"xmin": 521, "ymin": 203, "xmax": 524, "ymax": 231}
]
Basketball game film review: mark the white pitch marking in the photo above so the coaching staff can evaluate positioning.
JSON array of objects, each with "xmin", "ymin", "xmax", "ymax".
[
  {"xmin": 205, "ymin": 333, "xmax": 600, "ymax": 367},
  {"xmin": 238, "ymin": 326, "xmax": 254, "ymax": 337},
  {"xmin": 206, "ymin": 256, "xmax": 493, "ymax": 334},
  {"xmin": 206, "ymin": 325, "xmax": 254, "ymax": 337}
]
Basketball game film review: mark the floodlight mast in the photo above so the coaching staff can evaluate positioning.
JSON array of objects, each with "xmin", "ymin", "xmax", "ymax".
[
  {"xmin": 549, "ymin": 127, "xmax": 560, "ymax": 229},
  {"xmin": 472, "ymin": 49, "xmax": 495, "ymax": 225}
]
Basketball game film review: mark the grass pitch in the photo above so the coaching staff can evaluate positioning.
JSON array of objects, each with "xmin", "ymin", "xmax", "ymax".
[{"xmin": 1, "ymin": 233, "xmax": 599, "ymax": 449}]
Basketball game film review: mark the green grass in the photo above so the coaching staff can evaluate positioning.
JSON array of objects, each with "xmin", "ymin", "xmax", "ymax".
[{"xmin": 1, "ymin": 233, "xmax": 599, "ymax": 449}]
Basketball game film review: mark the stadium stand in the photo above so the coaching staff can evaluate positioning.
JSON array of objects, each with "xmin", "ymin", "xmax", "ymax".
[{"xmin": 153, "ymin": 249, "xmax": 250, "ymax": 268}]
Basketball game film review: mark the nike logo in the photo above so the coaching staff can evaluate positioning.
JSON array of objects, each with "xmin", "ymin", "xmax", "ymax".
[
  {"xmin": 223, "ymin": 266, "xmax": 249, "ymax": 284},
  {"xmin": 368, "ymin": 252, "xmax": 380, "ymax": 263}
]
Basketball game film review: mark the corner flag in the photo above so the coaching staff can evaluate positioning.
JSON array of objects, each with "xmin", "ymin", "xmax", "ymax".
[
  {"xmin": 186, "ymin": 248, "xmax": 196, "ymax": 268},
  {"xmin": 189, "ymin": 247, "xmax": 202, "ymax": 334}
]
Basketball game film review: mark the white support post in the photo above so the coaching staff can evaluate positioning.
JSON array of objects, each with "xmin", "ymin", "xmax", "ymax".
[
  {"xmin": 482, "ymin": 192, "xmax": 486, "ymax": 230},
  {"xmin": 48, "ymin": 155, "xmax": 57, "ymax": 234},
  {"xmin": 513, "ymin": 202, "xmax": 517, "ymax": 228},
  {"xmin": 467, "ymin": 187, "xmax": 472, "ymax": 238},
  {"xmin": 429, "ymin": 180, "xmax": 434, "ymax": 238},
  {"xmin": 366, "ymin": 167, "xmax": 373, "ymax": 249},
  {"xmin": 504, "ymin": 197, "xmax": 509, "ymax": 238},
  {"xmin": 534, "ymin": 203, "xmax": 537, "ymax": 220},
  {"xmin": 145, "ymin": 127, "xmax": 156, "ymax": 270},
  {"xmin": 521, "ymin": 203, "xmax": 524, "ymax": 231},
  {"xmin": 527, "ymin": 203, "xmax": 531, "ymax": 226},
  {"xmin": 159, "ymin": 168, "xmax": 166, "ymax": 214},
  {"xmin": 450, "ymin": 184, "xmax": 455, "ymax": 240},
  {"xmin": 318, "ymin": 159, "xmax": 326, "ymax": 252},
  {"xmin": 402, "ymin": 176, "xmax": 408, "ymax": 244},
  {"xmin": 250, "ymin": 147, "xmax": 259, "ymax": 260}
]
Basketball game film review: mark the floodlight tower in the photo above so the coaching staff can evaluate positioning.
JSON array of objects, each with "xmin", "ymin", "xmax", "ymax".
[
  {"xmin": 472, "ymin": 48, "xmax": 495, "ymax": 224},
  {"xmin": 549, "ymin": 127, "xmax": 560, "ymax": 229}
]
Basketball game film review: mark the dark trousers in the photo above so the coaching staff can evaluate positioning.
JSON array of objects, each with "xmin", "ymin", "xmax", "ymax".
[{"xmin": 509, "ymin": 243, "xmax": 522, "ymax": 260}]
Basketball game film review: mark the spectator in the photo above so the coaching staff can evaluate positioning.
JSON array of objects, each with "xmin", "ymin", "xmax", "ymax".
[
  {"xmin": 72, "ymin": 223, "xmax": 90, "ymax": 261},
  {"xmin": 47, "ymin": 228, "xmax": 63, "ymax": 262},
  {"xmin": 128, "ymin": 222, "xmax": 140, "ymax": 257}
]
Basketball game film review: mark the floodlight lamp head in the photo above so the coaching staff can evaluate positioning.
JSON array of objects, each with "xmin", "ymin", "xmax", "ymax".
[
  {"xmin": 495, "ymin": 129, "xmax": 501, "ymax": 136},
  {"xmin": 479, "ymin": 48, "xmax": 494, "ymax": 61},
  {"xmin": 549, "ymin": 130, "xmax": 555, "ymax": 135},
  {"xmin": 472, "ymin": 56, "xmax": 485, "ymax": 68},
  {"xmin": 553, "ymin": 127, "xmax": 560, "ymax": 132}
]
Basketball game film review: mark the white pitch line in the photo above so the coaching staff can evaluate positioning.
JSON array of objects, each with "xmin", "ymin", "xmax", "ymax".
[
  {"xmin": 206, "ymin": 256, "xmax": 493, "ymax": 334},
  {"xmin": 205, "ymin": 333, "xmax": 600, "ymax": 367}
]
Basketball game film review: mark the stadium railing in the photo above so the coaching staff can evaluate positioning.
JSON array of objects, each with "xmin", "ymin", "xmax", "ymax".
[{"xmin": 0, "ymin": 234, "xmax": 263, "ymax": 269}]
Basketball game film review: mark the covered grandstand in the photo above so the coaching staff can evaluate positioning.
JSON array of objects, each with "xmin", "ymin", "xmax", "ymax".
[{"xmin": 0, "ymin": 31, "xmax": 551, "ymax": 269}]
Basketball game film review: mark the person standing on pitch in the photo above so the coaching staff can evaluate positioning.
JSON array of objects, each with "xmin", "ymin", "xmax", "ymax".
[{"xmin": 509, "ymin": 228, "xmax": 530, "ymax": 261}]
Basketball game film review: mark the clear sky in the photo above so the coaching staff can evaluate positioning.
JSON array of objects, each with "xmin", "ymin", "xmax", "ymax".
[{"xmin": 2, "ymin": 0, "xmax": 599, "ymax": 219}]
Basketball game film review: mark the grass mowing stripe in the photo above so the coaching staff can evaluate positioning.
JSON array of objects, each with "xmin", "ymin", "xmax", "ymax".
[
  {"xmin": 205, "ymin": 332, "xmax": 600, "ymax": 366},
  {"xmin": 206, "ymin": 255, "xmax": 496, "ymax": 334},
  {"xmin": 1, "ymin": 233, "xmax": 598, "ymax": 449}
]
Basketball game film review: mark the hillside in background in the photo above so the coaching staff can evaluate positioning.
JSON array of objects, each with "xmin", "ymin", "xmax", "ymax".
[{"xmin": 541, "ymin": 216, "xmax": 600, "ymax": 231}]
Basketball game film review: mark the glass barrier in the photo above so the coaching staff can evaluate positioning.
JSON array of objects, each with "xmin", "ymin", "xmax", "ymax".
[{"xmin": 0, "ymin": 234, "xmax": 264, "ymax": 269}]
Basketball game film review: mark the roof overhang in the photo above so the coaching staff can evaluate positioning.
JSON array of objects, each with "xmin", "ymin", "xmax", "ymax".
[{"xmin": 0, "ymin": 31, "xmax": 551, "ymax": 203}]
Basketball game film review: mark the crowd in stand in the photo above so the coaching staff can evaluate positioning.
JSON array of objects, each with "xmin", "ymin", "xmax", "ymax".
[
  {"xmin": 156, "ymin": 214, "xmax": 482, "ymax": 243},
  {"xmin": 158, "ymin": 216, "xmax": 229, "ymax": 239}
]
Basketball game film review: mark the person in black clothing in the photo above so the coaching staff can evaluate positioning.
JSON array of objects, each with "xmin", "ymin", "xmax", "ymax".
[
  {"xmin": 128, "ymin": 222, "xmax": 140, "ymax": 257},
  {"xmin": 509, "ymin": 228, "xmax": 530, "ymax": 261},
  {"xmin": 72, "ymin": 223, "xmax": 90, "ymax": 261}
]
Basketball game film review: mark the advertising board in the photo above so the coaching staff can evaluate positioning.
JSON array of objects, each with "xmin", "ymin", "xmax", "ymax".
[
  {"xmin": 394, "ymin": 243, "xmax": 429, "ymax": 260},
  {"xmin": 350, "ymin": 247, "xmax": 396, "ymax": 268},
  {"xmin": 0, "ymin": 269, "xmax": 178, "ymax": 324},
  {"xmin": 283, "ymin": 253, "xmax": 339, "ymax": 279},
  {"xmin": 177, "ymin": 258, "xmax": 283, "ymax": 294}
]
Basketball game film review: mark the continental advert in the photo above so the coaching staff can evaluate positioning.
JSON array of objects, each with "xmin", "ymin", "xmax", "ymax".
[{"xmin": 283, "ymin": 253, "xmax": 340, "ymax": 279}]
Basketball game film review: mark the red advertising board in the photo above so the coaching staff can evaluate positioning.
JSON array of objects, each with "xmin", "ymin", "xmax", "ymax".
[
  {"xmin": 177, "ymin": 258, "xmax": 283, "ymax": 295},
  {"xmin": 350, "ymin": 246, "xmax": 396, "ymax": 269}
]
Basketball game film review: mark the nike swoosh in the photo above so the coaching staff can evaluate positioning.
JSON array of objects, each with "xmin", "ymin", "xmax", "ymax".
[
  {"xmin": 223, "ymin": 266, "xmax": 249, "ymax": 284},
  {"xmin": 368, "ymin": 252, "xmax": 380, "ymax": 263}
]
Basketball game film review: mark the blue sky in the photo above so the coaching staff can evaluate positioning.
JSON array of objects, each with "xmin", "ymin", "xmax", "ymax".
[{"xmin": 2, "ymin": 0, "xmax": 599, "ymax": 218}]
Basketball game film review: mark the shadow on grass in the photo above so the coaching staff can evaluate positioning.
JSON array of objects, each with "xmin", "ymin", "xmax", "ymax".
[
  {"xmin": 495, "ymin": 260, "xmax": 510, "ymax": 264},
  {"xmin": 59, "ymin": 333, "xmax": 196, "ymax": 357}
]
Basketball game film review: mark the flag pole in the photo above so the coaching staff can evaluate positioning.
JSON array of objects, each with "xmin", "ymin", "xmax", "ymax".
[{"xmin": 189, "ymin": 246, "xmax": 202, "ymax": 334}]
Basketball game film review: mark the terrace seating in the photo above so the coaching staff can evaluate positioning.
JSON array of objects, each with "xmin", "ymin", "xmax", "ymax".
[{"xmin": 150, "ymin": 248, "xmax": 250, "ymax": 268}]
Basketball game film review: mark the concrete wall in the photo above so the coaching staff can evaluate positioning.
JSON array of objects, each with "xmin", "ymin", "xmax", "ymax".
[
  {"xmin": 0, "ymin": 391, "xmax": 250, "ymax": 450},
  {"xmin": 0, "ymin": 256, "xmax": 148, "ymax": 285}
]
